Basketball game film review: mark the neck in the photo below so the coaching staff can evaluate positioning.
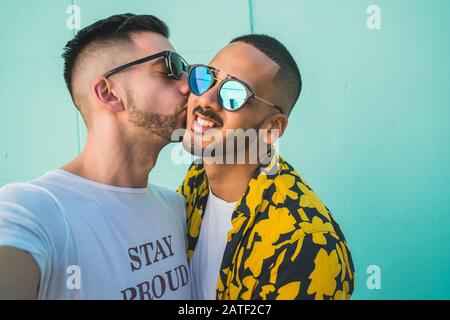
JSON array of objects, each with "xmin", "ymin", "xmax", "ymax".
[
  {"xmin": 204, "ymin": 161, "xmax": 259, "ymax": 203},
  {"xmin": 62, "ymin": 123, "xmax": 166, "ymax": 188}
]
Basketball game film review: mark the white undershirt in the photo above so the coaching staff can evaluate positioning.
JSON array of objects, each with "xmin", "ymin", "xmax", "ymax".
[{"xmin": 191, "ymin": 188, "xmax": 237, "ymax": 300}]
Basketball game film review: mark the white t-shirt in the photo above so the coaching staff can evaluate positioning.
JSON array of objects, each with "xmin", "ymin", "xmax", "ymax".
[
  {"xmin": 0, "ymin": 169, "xmax": 192, "ymax": 300},
  {"xmin": 191, "ymin": 188, "xmax": 236, "ymax": 300}
]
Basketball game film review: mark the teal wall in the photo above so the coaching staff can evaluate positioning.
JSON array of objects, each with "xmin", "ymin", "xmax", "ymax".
[{"xmin": 1, "ymin": 0, "xmax": 449, "ymax": 299}]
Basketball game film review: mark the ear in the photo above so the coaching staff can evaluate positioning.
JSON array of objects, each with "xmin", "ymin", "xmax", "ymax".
[
  {"xmin": 92, "ymin": 76, "xmax": 125, "ymax": 112},
  {"xmin": 262, "ymin": 114, "xmax": 288, "ymax": 144}
]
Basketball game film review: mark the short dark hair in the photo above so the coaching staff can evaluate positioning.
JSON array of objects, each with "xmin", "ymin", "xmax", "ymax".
[
  {"xmin": 62, "ymin": 13, "xmax": 169, "ymax": 100},
  {"xmin": 230, "ymin": 34, "xmax": 302, "ymax": 114}
]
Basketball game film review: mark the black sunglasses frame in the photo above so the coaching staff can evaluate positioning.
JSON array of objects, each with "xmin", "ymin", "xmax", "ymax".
[
  {"xmin": 188, "ymin": 64, "xmax": 284, "ymax": 114},
  {"xmin": 104, "ymin": 50, "xmax": 188, "ymax": 80}
]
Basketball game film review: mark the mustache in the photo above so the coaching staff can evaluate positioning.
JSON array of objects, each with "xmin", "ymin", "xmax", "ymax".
[{"xmin": 193, "ymin": 106, "xmax": 224, "ymax": 127}]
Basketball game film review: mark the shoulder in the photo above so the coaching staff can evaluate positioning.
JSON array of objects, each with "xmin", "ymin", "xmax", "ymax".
[
  {"xmin": 0, "ymin": 182, "xmax": 68, "ymax": 261},
  {"xmin": 0, "ymin": 182, "xmax": 62, "ymax": 216},
  {"xmin": 149, "ymin": 183, "xmax": 186, "ymax": 210},
  {"xmin": 271, "ymin": 158, "xmax": 334, "ymax": 223},
  {"xmin": 265, "ymin": 158, "xmax": 350, "ymax": 243}
]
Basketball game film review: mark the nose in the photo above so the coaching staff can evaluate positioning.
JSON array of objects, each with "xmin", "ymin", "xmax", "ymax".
[{"xmin": 192, "ymin": 80, "xmax": 222, "ymax": 113}]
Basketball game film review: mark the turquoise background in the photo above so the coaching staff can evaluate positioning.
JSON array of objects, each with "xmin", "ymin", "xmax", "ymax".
[{"xmin": 0, "ymin": 0, "xmax": 449, "ymax": 299}]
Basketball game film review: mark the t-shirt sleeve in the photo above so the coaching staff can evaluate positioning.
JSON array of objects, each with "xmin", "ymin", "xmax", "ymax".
[{"xmin": 0, "ymin": 183, "xmax": 67, "ymax": 280}]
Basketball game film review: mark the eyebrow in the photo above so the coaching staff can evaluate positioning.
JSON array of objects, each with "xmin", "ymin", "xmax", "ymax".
[
  {"xmin": 209, "ymin": 65, "xmax": 232, "ymax": 78},
  {"xmin": 209, "ymin": 66, "xmax": 246, "ymax": 86},
  {"xmin": 210, "ymin": 66, "xmax": 256, "ymax": 92}
]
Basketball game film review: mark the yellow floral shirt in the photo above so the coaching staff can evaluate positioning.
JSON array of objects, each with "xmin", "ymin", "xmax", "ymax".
[{"xmin": 178, "ymin": 154, "xmax": 355, "ymax": 300}]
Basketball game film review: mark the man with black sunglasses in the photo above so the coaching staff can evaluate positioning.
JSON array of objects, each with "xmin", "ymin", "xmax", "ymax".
[
  {"xmin": 0, "ymin": 14, "xmax": 192, "ymax": 299},
  {"xmin": 178, "ymin": 34, "xmax": 355, "ymax": 300}
]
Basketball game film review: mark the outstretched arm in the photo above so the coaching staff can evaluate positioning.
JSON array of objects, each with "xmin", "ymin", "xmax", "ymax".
[{"xmin": 0, "ymin": 246, "xmax": 40, "ymax": 299}]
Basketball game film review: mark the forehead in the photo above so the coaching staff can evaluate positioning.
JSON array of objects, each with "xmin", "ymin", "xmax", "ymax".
[
  {"xmin": 209, "ymin": 42, "xmax": 279, "ymax": 89},
  {"xmin": 129, "ymin": 31, "xmax": 174, "ymax": 56}
]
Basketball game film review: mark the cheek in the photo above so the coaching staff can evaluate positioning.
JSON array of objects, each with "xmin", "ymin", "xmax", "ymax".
[
  {"xmin": 223, "ymin": 111, "xmax": 253, "ymax": 130},
  {"xmin": 131, "ymin": 86, "xmax": 155, "ymax": 111},
  {"xmin": 133, "ymin": 79, "xmax": 179, "ymax": 114},
  {"xmin": 130, "ymin": 77, "xmax": 157, "ymax": 100},
  {"xmin": 186, "ymin": 95, "xmax": 199, "ymax": 126}
]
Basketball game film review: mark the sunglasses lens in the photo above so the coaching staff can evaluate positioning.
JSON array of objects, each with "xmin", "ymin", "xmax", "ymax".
[
  {"xmin": 189, "ymin": 66, "xmax": 213, "ymax": 95},
  {"xmin": 170, "ymin": 53, "xmax": 188, "ymax": 79},
  {"xmin": 219, "ymin": 80, "xmax": 247, "ymax": 111}
]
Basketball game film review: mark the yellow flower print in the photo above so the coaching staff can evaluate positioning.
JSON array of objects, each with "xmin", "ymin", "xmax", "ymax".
[
  {"xmin": 298, "ymin": 182, "xmax": 331, "ymax": 221},
  {"xmin": 307, "ymin": 248, "xmax": 341, "ymax": 299},
  {"xmin": 188, "ymin": 209, "xmax": 202, "ymax": 238},
  {"xmin": 228, "ymin": 213, "xmax": 247, "ymax": 241},
  {"xmin": 290, "ymin": 229, "xmax": 306, "ymax": 261},
  {"xmin": 218, "ymin": 267, "xmax": 230, "ymax": 299},
  {"xmin": 276, "ymin": 282, "xmax": 301, "ymax": 300},
  {"xmin": 233, "ymin": 247, "xmax": 245, "ymax": 287},
  {"xmin": 187, "ymin": 250, "xmax": 194, "ymax": 261},
  {"xmin": 299, "ymin": 216, "xmax": 337, "ymax": 245},
  {"xmin": 272, "ymin": 174, "xmax": 298, "ymax": 204},
  {"xmin": 260, "ymin": 284, "xmax": 276, "ymax": 299},
  {"xmin": 298, "ymin": 208, "xmax": 310, "ymax": 222},
  {"xmin": 246, "ymin": 174, "xmax": 272, "ymax": 213},
  {"xmin": 240, "ymin": 275, "xmax": 259, "ymax": 300},
  {"xmin": 245, "ymin": 207, "xmax": 297, "ymax": 277},
  {"xmin": 269, "ymin": 248, "xmax": 287, "ymax": 284},
  {"xmin": 333, "ymin": 280, "xmax": 351, "ymax": 300},
  {"xmin": 339, "ymin": 241, "xmax": 354, "ymax": 280},
  {"xmin": 335, "ymin": 242, "xmax": 346, "ymax": 282},
  {"xmin": 180, "ymin": 156, "xmax": 354, "ymax": 301},
  {"xmin": 259, "ymin": 199, "xmax": 270, "ymax": 213}
]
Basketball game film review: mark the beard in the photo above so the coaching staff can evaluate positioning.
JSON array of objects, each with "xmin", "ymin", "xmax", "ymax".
[
  {"xmin": 126, "ymin": 91, "xmax": 182, "ymax": 142},
  {"xmin": 182, "ymin": 122, "xmax": 268, "ymax": 164}
]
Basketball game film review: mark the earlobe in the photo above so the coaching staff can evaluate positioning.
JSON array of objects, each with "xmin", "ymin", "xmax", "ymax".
[{"xmin": 93, "ymin": 77, "xmax": 125, "ymax": 112}]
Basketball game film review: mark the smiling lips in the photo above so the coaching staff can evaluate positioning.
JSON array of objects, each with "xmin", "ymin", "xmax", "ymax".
[{"xmin": 192, "ymin": 112, "xmax": 222, "ymax": 134}]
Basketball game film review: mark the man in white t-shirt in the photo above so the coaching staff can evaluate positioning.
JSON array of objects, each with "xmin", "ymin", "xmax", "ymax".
[{"xmin": 0, "ymin": 13, "xmax": 192, "ymax": 300}]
